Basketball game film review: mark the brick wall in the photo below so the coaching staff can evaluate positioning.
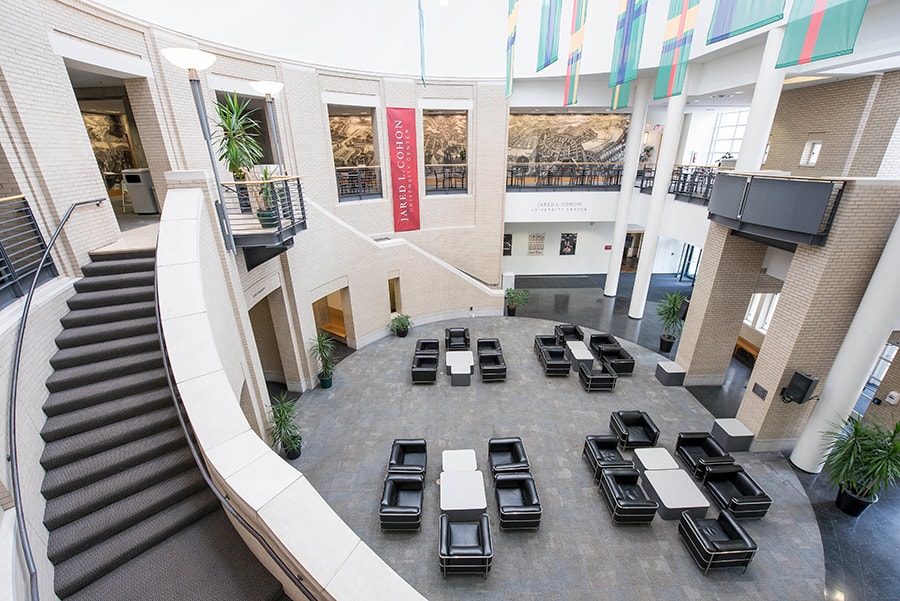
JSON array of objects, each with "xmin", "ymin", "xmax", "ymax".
[
  {"xmin": 851, "ymin": 71, "xmax": 900, "ymax": 177},
  {"xmin": 869, "ymin": 347, "xmax": 900, "ymax": 428}
]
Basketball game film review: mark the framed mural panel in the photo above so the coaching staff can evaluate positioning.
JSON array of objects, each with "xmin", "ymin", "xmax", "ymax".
[
  {"xmin": 507, "ymin": 113, "xmax": 629, "ymax": 167},
  {"xmin": 503, "ymin": 234, "xmax": 512, "ymax": 256},
  {"xmin": 81, "ymin": 112, "xmax": 135, "ymax": 176},
  {"xmin": 560, "ymin": 233, "xmax": 577, "ymax": 255},
  {"xmin": 528, "ymin": 233, "xmax": 545, "ymax": 256}
]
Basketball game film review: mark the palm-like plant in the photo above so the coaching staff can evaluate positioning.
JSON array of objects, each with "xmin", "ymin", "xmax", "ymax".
[
  {"xmin": 267, "ymin": 393, "xmax": 301, "ymax": 458},
  {"xmin": 213, "ymin": 92, "xmax": 263, "ymax": 180},
  {"xmin": 656, "ymin": 291, "xmax": 687, "ymax": 341},
  {"xmin": 310, "ymin": 331, "xmax": 336, "ymax": 378},
  {"xmin": 822, "ymin": 418, "xmax": 900, "ymax": 501}
]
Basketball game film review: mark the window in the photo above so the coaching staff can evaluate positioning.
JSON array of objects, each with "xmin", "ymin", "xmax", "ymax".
[
  {"xmin": 214, "ymin": 92, "xmax": 275, "ymax": 165},
  {"xmin": 744, "ymin": 294, "xmax": 761, "ymax": 325},
  {"xmin": 423, "ymin": 110, "xmax": 468, "ymax": 195},
  {"xmin": 708, "ymin": 109, "xmax": 749, "ymax": 165},
  {"xmin": 800, "ymin": 138, "xmax": 823, "ymax": 167},
  {"xmin": 743, "ymin": 292, "xmax": 779, "ymax": 334}
]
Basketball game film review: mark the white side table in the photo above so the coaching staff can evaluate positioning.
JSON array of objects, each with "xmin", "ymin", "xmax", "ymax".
[
  {"xmin": 439, "ymin": 470, "xmax": 487, "ymax": 521},
  {"xmin": 442, "ymin": 449, "xmax": 477, "ymax": 472},
  {"xmin": 634, "ymin": 447, "xmax": 679, "ymax": 472},
  {"xmin": 565, "ymin": 340, "xmax": 594, "ymax": 373},
  {"xmin": 446, "ymin": 350, "xmax": 474, "ymax": 386},
  {"xmin": 642, "ymin": 468, "xmax": 709, "ymax": 520},
  {"xmin": 711, "ymin": 418, "xmax": 755, "ymax": 451}
]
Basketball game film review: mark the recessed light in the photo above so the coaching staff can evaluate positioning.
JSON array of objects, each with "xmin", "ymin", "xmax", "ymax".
[{"xmin": 734, "ymin": 91, "xmax": 744, "ymax": 95}]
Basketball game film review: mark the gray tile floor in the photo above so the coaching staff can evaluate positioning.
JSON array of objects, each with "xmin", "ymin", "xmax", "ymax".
[{"xmin": 293, "ymin": 317, "xmax": 823, "ymax": 600}]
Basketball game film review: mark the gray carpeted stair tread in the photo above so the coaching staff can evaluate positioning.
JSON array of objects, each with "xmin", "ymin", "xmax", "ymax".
[
  {"xmin": 44, "ymin": 447, "xmax": 196, "ymax": 531},
  {"xmin": 41, "ymin": 406, "xmax": 180, "ymax": 471},
  {"xmin": 59, "ymin": 300, "xmax": 156, "ymax": 329},
  {"xmin": 66, "ymin": 286, "xmax": 155, "ymax": 311},
  {"xmin": 43, "ymin": 368, "xmax": 168, "ymax": 417},
  {"xmin": 50, "ymin": 333, "xmax": 160, "ymax": 370},
  {"xmin": 48, "ymin": 468, "xmax": 208, "ymax": 563},
  {"xmin": 72, "ymin": 271, "xmax": 155, "ymax": 293},
  {"xmin": 42, "ymin": 427, "xmax": 189, "ymax": 500},
  {"xmin": 53, "ymin": 316, "xmax": 158, "ymax": 349},
  {"xmin": 46, "ymin": 350, "xmax": 163, "ymax": 392},
  {"xmin": 41, "ymin": 387, "xmax": 172, "ymax": 442},
  {"xmin": 62, "ymin": 509, "xmax": 286, "ymax": 601},
  {"xmin": 53, "ymin": 488, "xmax": 220, "ymax": 599},
  {"xmin": 81, "ymin": 257, "xmax": 156, "ymax": 277},
  {"xmin": 89, "ymin": 249, "xmax": 156, "ymax": 263}
]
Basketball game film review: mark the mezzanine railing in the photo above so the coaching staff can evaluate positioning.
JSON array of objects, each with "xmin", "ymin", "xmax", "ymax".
[
  {"xmin": 220, "ymin": 176, "xmax": 308, "ymax": 248},
  {"xmin": 424, "ymin": 164, "xmax": 468, "ymax": 194},
  {"xmin": 335, "ymin": 166, "xmax": 383, "ymax": 199},
  {"xmin": 0, "ymin": 195, "xmax": 59, "ymax": 312},
  {"xmin": 506, "ymin": 161, "xmax": 623, "ymax": 191}
]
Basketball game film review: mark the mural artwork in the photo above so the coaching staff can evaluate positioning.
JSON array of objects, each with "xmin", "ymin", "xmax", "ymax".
[
  {"xmin": 329, "ymin": 114, "xmax": 376, "ymax": 167},
  {"xmin": 560, "ymin": 233, "xmax": 577, "ymax": 255},
  {"xmin": 422, "ymin": 113, "xmax": 467, "ymax": 165},
  {"xmin": 82, "ymin": 112, "xmax": 135, "ymax": 176},
  {"xmin": 507, "ymin": 114, "xmax": 629, "ymax": 170}
]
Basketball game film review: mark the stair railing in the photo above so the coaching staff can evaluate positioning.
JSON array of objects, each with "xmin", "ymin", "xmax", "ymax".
[
  {"xmin": 152, "ymin": 271, "xmax": 317, "ymax": 601},
  {"xmin": 6, "ymin": 198, "xmax": 104, "ymax": 601}
]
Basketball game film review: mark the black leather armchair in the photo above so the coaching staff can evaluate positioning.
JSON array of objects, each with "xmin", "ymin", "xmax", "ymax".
[
  {"xmin": 675, "ymin": 432, "xmax": 735, "ymax": 479},
  {"xmin": 478, "ymin": 352, "xmax": 507, "ymax": 382},
  {"xmin": 582, "ymin": 434, "xmax": 633, "ymax": 482},
  {"xmin": 476, "ymin": 338, "xmax": 502, "ymax": 354},
  {"xmin": 588, "ymin": 333, "xmax": 621, "ymax": 358},
  {"xmin": 600, "ymin": 468, "xmax": 658, "ymax": 524},
  {"xmin": 602, "ymin": 347, "xmax": 635, "ymax": 375},
  {"xmin": 494, "ymin": 472, "xmax": 542, "ymax": 529},
  {"xmin": 610, "ymin": 411, "xmax": 660, "ymax": 450},
  {"xmin": 578, "ymin": 361, "xmax": 617, "ymax": 391},
  {"xmin": 703, "ymin": 465, "xmax": 772, "ymax": 519},
  {"xmin": 539, "ymin": 346, "xmax": 570, "ymax": 376},
  {"xmin": 488, "ymin": 436, "xmax": 530, "ymax": 474},
  {"xmin": 534, "ymin": 335, "xmax": 557, "ymax": 358},
  {"xmin": 411, "ymin": 354, "xmax": 438, "ymax": 384},
  {"xmin": 678, "ymin": 510, "xmax": 758, "ymax": 573},
  {"xmin": 445, "ymin": 327, "xmax": 470, "ymax": 350},
  {"xmin": 415, "ymin": 338, "xmax": 440, "ymax": 355},
  {"xmin": 388, "ymin": 438, "xmax": 427, "ymax": 474},
  {"xmin": 379, "ymin": 473, "xmax": 424, "ymax": 531},
  {"xmin": 554, "ymin": 323, "xmax": 585, "ymax": 345},
  {"xmin": 439, "ymin": 513, "xmax": 493, "ymax": 577}
]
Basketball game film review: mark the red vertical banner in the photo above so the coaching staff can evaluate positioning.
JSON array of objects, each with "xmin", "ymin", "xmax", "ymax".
[{"xmin": 387, "ymin": 107, "xmax": 420, "ymax": 232}]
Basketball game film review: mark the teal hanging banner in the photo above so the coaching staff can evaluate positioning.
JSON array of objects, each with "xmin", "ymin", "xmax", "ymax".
[{"xmin": 537, "ymin": 0, "xmax": 563, "ymax": 71}]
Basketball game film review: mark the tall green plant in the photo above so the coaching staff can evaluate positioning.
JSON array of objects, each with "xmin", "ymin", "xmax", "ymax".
[
  {"xmin": 267, "ymin": 393, "xmax": 301, "ymax": 455},
  {"xmin": 505, "ymin": 288, "xmax": 530, "ymax": 308},
  {"xmin": 310, "ymin": 331, "xmax": 336, "ymax": 378},
  {"xmin": 213, "ymin": 92, "xmax": 263, "ymax": 180},
  {"xmin": 822, "ymin": 418, "xmax": 900, "ymax": 500},
  {"xmin": 656, "ymin": 291, "xmax": 687, "ymax": 340}
]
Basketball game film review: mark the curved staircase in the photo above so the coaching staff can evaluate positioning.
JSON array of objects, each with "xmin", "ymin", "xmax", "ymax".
[{"xmin": 39, "ymin": 249, "xmax": 288, "ymax": 600}]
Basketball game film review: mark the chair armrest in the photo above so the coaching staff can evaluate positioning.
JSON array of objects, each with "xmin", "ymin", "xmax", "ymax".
[
  {"xmin": 676, "ymin": 432, "xmax": 710, "ymax": 446},
  {"xmin": 719, "ymin": 510, "xmax": 757, "ymax": 546},
  {"xmin": 380, "ymin": 505, "xmax": 421, "ymax": 515},
  {"xmin": 479, "ymin": 515, "xmax": 492, "ymax": 556},
  {"xmin": 616, "ymin": 498, "xmax": 659, "ymax": 509},
  {"xmin": 500, "ymin": 504, "xmax": 542, "ymax": 513},
  {"xmin": 439, "ymin": 514, "xmax": 450, "ymax": 556}
]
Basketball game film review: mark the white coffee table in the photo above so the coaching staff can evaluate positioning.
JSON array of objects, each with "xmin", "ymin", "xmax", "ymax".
[
  {"xmin": 642, "ymin": 468, "xmax": 710, "ymax": 520},
  {"xmin": 446, "ymin": 350, "xmax": 474, "ymax": 386},
  {"xmin": 634, "ymin": 447, "xmax": 679, "ymax": 471},
  {"xmin": 442, "ymin": 449, "xmax": 477, "ymax": 471},
  {"xmin": 565, "ymin": 340, "xmax": 594, "ymax": 372},
  {"xmin": 440, "ymin": 470, "xmax": 487, "ymax": 520}
]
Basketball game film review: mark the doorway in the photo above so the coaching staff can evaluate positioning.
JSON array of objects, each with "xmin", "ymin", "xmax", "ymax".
[
  {"xmin": 313, "ymin": 290, "xmax": 349, "ymax": 343},
  {"xmin": 677, "ymin": 243, "xmax": 702, "ymax": 282},
  {"xmin": 621, "ymin": 231, "xmax": 643, "ymax": 272}
]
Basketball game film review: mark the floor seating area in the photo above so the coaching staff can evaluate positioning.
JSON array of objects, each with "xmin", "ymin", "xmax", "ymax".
[
  {"xmin": 477, "ymin": 338, "xmax": 507, "ymax": 382},
  {"xmin": 678, "ymin": 510, "xmax": 758, "ymax": 574},
  {"xmin": 674, "ymin": 432, "xmax": 735, "ymax": 479},
  {"xmin": 610, "ymin": 410, "xmax": 661, "ymax": 450},
  {"xmin": 412, "ymin": 330, "xmax": 510, "ymax": 386},
  {"xmin": 300, "ymin": 318, "xmax": 822, "ymax": 598}
]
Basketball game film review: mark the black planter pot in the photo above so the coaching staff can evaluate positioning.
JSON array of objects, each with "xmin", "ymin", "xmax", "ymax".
[
  {"xmin": 285, "ymin": 444, "xmax": 301, "ymax": 460},
  {"xmin": 659, "ymin": 335, "xmax": 675, "ymax": 353},
  {"xmin": 318, "ymin": 373, "xmax": 333, "ymax": 389},
  {"xmin": 507, "ymin": 305, "xmax": 517, "ymax": 316},
  {"xmin": 256, "ymin": 209, "xmax": 279, "ymax": 228},
  {"xmin": 395, "ymin": 328, "xmax": 409, "ymax": 338},
  {"xmin": 835, "ymin": 486, "xmax": 876, "ymax": 516}
]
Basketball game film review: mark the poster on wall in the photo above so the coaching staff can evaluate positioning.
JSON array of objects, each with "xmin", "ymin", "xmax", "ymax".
[
  {"xmin": 503, "ymin": 234, "xmax": 512, "ymax": 256},
  {"xmin": 560, "ymin": 233, "xmax": 577, "ymax": 255},
  {"xmin": 82, "ymin": 112, "xmax": 135, "ymax": 175},
  {"xmin": 386, "ymin": 107, "xmax": 420, "ymax": 232},
  {"xmin": 528, "ymin": 233, "xmax": 545, "ymax": 256}
]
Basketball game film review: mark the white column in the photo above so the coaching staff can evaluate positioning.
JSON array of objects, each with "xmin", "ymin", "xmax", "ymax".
[
  {"xmin": 735, "ymin": 27, "xmax": 786, "ymax": 172},
  {"xmin": 605, "ymin": 78, "xmax": 651, "ymax": 297},
  {"xmin": 790, "ymin": 212, "xmax": 900, "ymax": 472},
  {"xmin": 628, "ymin": 72, "xmax": 689, "ymax": 319}
]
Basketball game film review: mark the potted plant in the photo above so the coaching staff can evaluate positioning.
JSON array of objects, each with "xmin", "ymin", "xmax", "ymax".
[
  {"xmin": 267, "ymin": 392, "xmax": 301, "ymax": 459},
  {"xmin": 822, "ymin": 418, "xmax": 900, "ymax": 517},
  {"xmin": 390, "ymin": 313, "xmax": 411, "ymax": 337},
  {"xmin": 213, "ymin": 92, "xmax": 264, "ymax": 214},
  {"xmin": 253, "ymin": 166, "xmax": 280, "ymax": 228},
  {"xmin": 310, "ymin": 330, "xmax": 336, "ymax": 389},
  {"xmin": 656, "ymin": 291, "xmax": 687, "ymax": 353},
  {"xmin": 505, "ymin": 288, "xmax": 530, "ymax": 317}
]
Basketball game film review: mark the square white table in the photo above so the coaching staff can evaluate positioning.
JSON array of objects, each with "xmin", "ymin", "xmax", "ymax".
[
  {"xmin": 642, "ymin": 468, "xmax": 709, "ymax": 520},
  {"xmin": 634, "ymin": 447, "xmax": 679, "ymax": 472},
  {"xmin": 446, "ymin": 350, "xmax": 474, "ymax": 386},
  {"xmin": 439, "ymin": 470, "xmax": 487, "ymax": 521},
  {"xmin": 442, "ymin": 449, "xmax": 477, "ymax": 472},
  {"xmin": 565, "ymin": 340, "xmax": 594, "ymax": 372}
]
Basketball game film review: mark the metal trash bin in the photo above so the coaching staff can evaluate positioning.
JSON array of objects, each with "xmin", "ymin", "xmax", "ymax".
[{"xmin": 121, "ymin": 168, "xmax": 159, "ymax": 214}]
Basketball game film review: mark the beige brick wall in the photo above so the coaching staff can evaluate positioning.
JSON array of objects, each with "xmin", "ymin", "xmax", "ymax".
[
  {"xmin": 868, "ymin": 348, "xmax": 900, "ymax": 428},
  {"xmin": 851, "ymin": 71, "xmax": 900, "ymax": 177},
  {"xmin": 676, "ymin": 223, "xmax": 767, "ymax": 384},
  {"xmin": 737, "ymin": 180, "xmax": 900, "ymax": 445}
]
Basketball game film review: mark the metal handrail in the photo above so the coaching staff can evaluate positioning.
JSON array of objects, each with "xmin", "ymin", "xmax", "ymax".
[
  {"xmin": 7, "ymin": 197, "xmax": 104, "ymax": 601},
  {"xmin": 152, "ymin": 271, "xmax": 316, "ymax": 601}
]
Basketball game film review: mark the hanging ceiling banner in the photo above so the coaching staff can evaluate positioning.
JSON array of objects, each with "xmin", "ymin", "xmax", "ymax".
[
  {"xmin": 387, "ymin": 107, "xmax": 420, "ymax": 232},
  {"xmin": 537, "ymin": 0, "xmax": 563, "ymax": 71}
]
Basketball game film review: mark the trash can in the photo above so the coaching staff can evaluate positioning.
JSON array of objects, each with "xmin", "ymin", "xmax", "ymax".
[{"xmin": 121, "ymin": 168, "xmax": 159, "ymax": 214}]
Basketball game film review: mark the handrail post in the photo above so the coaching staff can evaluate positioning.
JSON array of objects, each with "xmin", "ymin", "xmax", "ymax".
[{"xmin": 7, "ymin": 197, "xmax": 104, "ymax": 601}]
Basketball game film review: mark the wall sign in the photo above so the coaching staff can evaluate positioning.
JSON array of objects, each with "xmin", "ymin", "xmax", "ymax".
[
  {"xmin": 386, "ymin": 107, "xmax": 420, "ymax": 232},
  {"xmin": 528, "ymin": 233, "xmax": 545, "ymax": 256}
]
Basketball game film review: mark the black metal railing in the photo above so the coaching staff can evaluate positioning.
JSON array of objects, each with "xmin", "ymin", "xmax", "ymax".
[
  {"xmin": 335, "ymin": 166, "xmax": 383, "ymax": 199},
  {"xmin": 7, "ymin": 197, "xmax": 104, "ymax": 601},
  {"xmin": 0, "ymin": 195, "xmax": 59, "ymax": 312},
  {"xmin": 669, "ymin": 165, "xmax": 718, "ymax": 205},
  {"xmin": 221, "ymin": 176, "xmax": 308, "ymax": 248},
  {"xmin": 506, "ymin": 162, "xmax": 623, "ymax": 191},
  {"xmin": 425, "ymin": 164, "xmax": 468, "ymax": 194},
  {"xmin": 152, "ymin": 274, "xmax": 316, "ymax": 601},
  {"xmin": 637, "ymin": 165, "xmax": 656, "ymax": 193}
]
